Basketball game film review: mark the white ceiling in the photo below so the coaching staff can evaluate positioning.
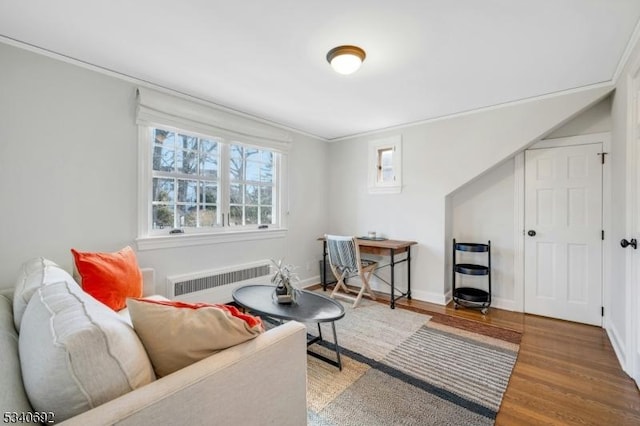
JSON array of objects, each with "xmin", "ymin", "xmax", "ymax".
[{"xmin": 1, "ymin": 1, "xmax": 639, "ymax": 140}]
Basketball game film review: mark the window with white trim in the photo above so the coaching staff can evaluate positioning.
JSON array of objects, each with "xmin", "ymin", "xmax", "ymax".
[
  {"xmin": 148, "ymin": 126, "xmax": 281, "ymax": 234},
  {"xmin": 368, "ymin": 135, "xmax": 402, "ymax": 194},
  {"xmin": 135, "ymin": 87, "xmax": 291, "ymax": 248}
]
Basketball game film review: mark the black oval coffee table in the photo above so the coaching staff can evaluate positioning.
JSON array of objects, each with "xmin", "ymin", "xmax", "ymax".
[{"xmin": 232, "ymin": 284, "xmax": 345, "ymax": 370}]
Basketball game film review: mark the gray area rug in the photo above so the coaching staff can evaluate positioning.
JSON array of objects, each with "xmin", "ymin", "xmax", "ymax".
[{"xmin": 304, "ymin": 298, "xmax": 519, "ymax": 426}]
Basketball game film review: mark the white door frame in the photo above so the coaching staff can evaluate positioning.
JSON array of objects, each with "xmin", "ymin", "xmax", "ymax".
[
  {"xmin": 624, "ymin": 58, "xmax": 640, "ymax": 386},
  {"xmin": 513, "ymin": 132, "xmax": 612, "ymax": 326}
]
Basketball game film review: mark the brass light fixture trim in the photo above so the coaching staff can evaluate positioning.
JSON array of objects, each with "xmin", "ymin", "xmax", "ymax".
[{"xmin": 326, "ymin": 45, "xmax": 366, "ymax": 75}]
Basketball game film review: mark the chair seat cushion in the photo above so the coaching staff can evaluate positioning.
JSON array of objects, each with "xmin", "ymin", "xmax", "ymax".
[{"xmin": 0, "ymin": 294, "xmax": 32, "ymax": 414}]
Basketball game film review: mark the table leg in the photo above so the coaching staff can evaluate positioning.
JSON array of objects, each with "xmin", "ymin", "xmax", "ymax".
[
  {"xmin": 331, "ymin": 321, "xmax": 342, "ymax": 371},
  {"xmin": 306, "ymin": 322, "xmax": 342, "ymax": 370},
  {"xmin": 322, "ymin": 240, "xmax": 328, "ymax": 291},
  {"xmin": 407, "ymin": 246, "xmax": 412, "ymax": 300},
  {"xmin": 390, "ymin": 248, "xmax": 396, "ymax": 309}
]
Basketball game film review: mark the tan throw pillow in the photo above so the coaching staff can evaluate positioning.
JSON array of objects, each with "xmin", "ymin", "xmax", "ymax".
[{"xmin": 126, "ymin": 298, "xmax": 264, "ymax": 377}]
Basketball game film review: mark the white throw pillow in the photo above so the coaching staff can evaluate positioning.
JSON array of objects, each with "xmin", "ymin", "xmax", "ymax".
[
  {"xmin": 19, "ymin": 281, "xmax": 155, "ymax": 422},
  {"xmin": 12, "ymin": 258, "xmax": 77, "ymax": 331}
]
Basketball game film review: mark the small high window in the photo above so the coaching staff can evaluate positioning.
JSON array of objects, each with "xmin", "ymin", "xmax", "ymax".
[{"xmin": 369, "ymin": 135, "xmax": 402, "ymax": 194}]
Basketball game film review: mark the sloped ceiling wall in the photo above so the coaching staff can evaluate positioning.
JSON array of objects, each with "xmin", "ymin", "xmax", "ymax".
[{"xmin": 327, "ymin": 85, "xmax": 613, "ymax": 302}]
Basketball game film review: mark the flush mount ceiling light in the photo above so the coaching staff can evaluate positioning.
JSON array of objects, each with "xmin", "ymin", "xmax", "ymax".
[{"xmin": 326, "ymin": 45, "xmax": 366, "ymax": 75}]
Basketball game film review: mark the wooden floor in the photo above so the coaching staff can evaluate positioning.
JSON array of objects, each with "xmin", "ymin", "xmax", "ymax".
[{"xmin": 392, "ymin": 297, "xmax": 640, "ymax": 425}]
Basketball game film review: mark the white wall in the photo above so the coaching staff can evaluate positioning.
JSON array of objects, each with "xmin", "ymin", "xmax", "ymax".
[
  {"xmin": 608, "ymin": 32, "xmax": 640, "ymax": 370},
  {"xmin": 450, "ymin": 159, "xmax": 515, "ymax": 309},
  {"xmin": 0, "ymin": 42, "xmax": 328, "ymax": 294},
  {"xmin": 328, "ymin": 86, "xmax": 612, "ymax": 304},
  {"xmin": 448, "ymin": 96, "xmax": 612, "ymax": 312}
]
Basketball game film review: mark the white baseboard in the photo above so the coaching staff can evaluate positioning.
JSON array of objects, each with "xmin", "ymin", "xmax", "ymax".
[
  {"xmin": 490, "ymin": 297, "xmax": 519, "ymax": 312},
  {"xmin": 410, "ymin": 289, "xmax": 448, "ymax": 306},
  {"xmin": 606, "ymin": 322, "xmax": 628, "ymax": 374},
  {"xmin": 299, "ymin": 275, "xmax": 321, "ymax": 288}
]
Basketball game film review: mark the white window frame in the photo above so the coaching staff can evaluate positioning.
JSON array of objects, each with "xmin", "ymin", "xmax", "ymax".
[
  {"xmin": 134, "ymin": 88, "xmax": 290, "ymax": 250},
  {"xmin": 368, "ymin": 135, "xmax": 402, "ymax": 194}
]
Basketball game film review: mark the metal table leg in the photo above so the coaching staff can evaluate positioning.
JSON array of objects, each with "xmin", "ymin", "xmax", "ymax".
[{"xmin": 306, "ymin": 321, "xmax": 342, "ymax": 370}]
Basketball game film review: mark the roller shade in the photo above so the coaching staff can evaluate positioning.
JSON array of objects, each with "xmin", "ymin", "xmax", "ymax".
[{"xmin": 136, "ymin": 87, "xmax": 292, "ymax": 152}]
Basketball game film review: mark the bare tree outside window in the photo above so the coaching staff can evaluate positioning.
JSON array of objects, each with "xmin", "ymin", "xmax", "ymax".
[{"xmin": 150, "ymin": 127, "xmax": 277, "ymax": 232}]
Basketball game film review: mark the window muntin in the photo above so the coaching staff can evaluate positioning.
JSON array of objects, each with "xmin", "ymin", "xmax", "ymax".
[{"xmin": 149, "ymin": 127, "xmax": 279, "ymax": 234}]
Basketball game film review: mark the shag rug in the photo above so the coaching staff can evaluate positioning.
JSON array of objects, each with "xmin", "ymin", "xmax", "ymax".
[{"xmin": 302, "ymin": 298, "xmax": 520, "ymax": 426}]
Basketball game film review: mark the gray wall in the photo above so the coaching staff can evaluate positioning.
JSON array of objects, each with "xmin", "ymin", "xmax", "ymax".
[{"xmin": 0, "ymin": 42, "xmax": 329, "ymax": 291}]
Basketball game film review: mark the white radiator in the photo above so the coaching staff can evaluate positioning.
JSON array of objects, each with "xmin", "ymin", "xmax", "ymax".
[{"xmin": 166, "ymin": 260, "xmax": 272, "ymax": 303}]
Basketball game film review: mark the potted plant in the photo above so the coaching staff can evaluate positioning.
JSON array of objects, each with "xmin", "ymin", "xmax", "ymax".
[{"xmin": 271, "ymin": 259, "xmax": 299, "ymax": 304}]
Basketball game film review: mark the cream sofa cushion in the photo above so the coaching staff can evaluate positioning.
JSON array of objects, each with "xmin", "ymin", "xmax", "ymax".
[
  {"xmin": 0, "ymin": 294, "xmax": 32, "ymax": 414},
  {"xmin": 19, "ymin": 280, "xmax": 155, "ymax": 422},
  {"xmin": 13, "ymin": 257, "xmax": 76, "ymax": 331}
]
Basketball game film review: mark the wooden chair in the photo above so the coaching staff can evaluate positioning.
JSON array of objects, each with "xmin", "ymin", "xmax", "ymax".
[{"xmin": 325, "ymin": 235, "xmax": 377, "ymax": 308}]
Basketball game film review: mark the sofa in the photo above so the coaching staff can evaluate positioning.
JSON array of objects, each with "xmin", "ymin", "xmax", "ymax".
[{"xmin": 0, "ymin": 258, "xmax": 308, "ymax": 425}]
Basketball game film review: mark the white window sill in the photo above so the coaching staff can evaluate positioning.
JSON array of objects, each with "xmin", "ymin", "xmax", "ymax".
[{"xmin": 136, "ymin": 228, "xmax": 287, "ymax": 251}]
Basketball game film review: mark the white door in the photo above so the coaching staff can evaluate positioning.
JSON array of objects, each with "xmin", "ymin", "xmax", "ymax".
[{"xmin": 524, "ymin": 143, "xmax": 603, "ymax": 326}]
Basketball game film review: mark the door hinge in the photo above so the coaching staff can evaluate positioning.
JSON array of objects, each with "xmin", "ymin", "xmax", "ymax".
[
  {"xmin": 598, "ymin": 152, "xmax": 608, "ymax": 164},
  {"xmin": 602, "ymin": 230, "xmax": 605, "ymax": 240},
  {"xmin": 601, "ymin": 306, "xmax": 604, "ymax": 317}
]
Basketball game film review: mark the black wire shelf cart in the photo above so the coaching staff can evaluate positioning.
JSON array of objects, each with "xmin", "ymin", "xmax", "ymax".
[{"xmin": 452, "ymin": 239, "xmax": 491, "ymax": 314}]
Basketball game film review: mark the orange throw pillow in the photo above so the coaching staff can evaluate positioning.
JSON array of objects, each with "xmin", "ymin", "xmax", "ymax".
[
  {"xmin": 126, "ymin": 298, "xmax": 264, "ymax": 377},
  {"xmin": 71, "ymin": 246, "xmax": 143, "ymax": 311}
]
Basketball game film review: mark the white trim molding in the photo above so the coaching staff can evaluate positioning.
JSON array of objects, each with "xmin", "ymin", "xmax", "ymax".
[{"xmin": 136, "ymin": 228, "xmax": 287, "ymax": 251}]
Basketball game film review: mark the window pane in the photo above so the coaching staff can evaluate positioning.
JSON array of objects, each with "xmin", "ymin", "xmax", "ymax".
[
  {"xmin": 152, "ymin": 204, "xmax": 174, "ymax": 229},
  {"xmin": 176, "ymin": 149, "xmax": 198, "ymax": 174},
  {"xmin": 382, "ymin": 167, "xmax": 394, "ymax": 182},
  {"xmin": 153, "ymin": 178, "xmax": 175, "ymax": 202},
  {"xmin": 260, "ymin": 151, "xmax": 274, "ymax": 182},
  {"xmin": 200, "ymin": 139, "xmax": 219, "ymax": 177},
  {"xmin": 260, "ymin": 186, "xmax": 273, "ymax": 205},
  {"xmin": 246, "ymin": 185, "xmax": 259, "ymax": 204},
  {"xmin": 246, "ymin": 160, "xmax": 261, "ymax": 182},
  {"xmin": 199, "ymin": 205, "xmax": 217, "ymax": 227},
  {"xmin": 177, "ymin": 179, "xmax": 198, "ymax": 203},
  {"xmin": 230, "ymin": 205, "xmax": 243, "ymax": 226},
  {"xmin": 201, "ymin": 183, "xmax": 217, "ymax": 204},
  {"xmin": 260, "ymin": 207, "xmax": 272, "ymax": 224},
  {"xmin": 381, "ymin": 149, "xmax": 393, "ymax": 167},
  {"xmin": 177, "ymin": 204, "xmax": 197, "ymax": 227},
  {"xmin": 153, "ymin": 131, "xmax": 176, "ymax": 172},
  {"xmin": 179, "ymin": 134, "xmax": 198, "ymax": 151},
  {"xmin": 229, "ymin": 145, "xmax": 244, "ymax": 181},
  {"xmin": 245, "ymin": 206, "xmax": 258, "ymax": 225},
  {"xmin": 378, "ymin": 148, "xmax": 394, "ymax": 183},
  {"xmin": 230, "ymin": 183, "xmax": 243, "ymax": 204}
]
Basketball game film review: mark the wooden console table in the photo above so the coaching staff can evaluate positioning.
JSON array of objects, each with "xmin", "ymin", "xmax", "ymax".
[{"xmin": 319, "ymin": 237, "xmax": 417, "ymax": 309}]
